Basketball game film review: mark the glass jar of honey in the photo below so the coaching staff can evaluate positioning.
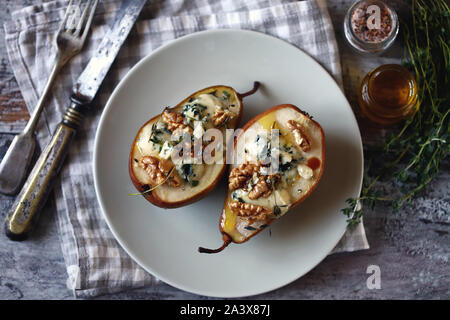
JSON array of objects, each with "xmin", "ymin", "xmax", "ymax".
[{"xmin": 358, "ymin": 64, "xmax": 418, "ymax": 125}]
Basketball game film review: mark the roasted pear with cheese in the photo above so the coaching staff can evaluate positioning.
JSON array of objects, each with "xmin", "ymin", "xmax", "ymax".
[
  {"xmin": 198, "ymin": 104, "xmax": 325, "ymax": 253},
  {"xmin": 129, "ymin": 82, "xmax": 260, "ymax": 208}
]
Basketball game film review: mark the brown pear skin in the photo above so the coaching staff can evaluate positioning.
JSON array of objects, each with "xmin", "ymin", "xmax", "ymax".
[
  {"xmin": 198, "ymin": 104, "xmax": 326, "ymax": 254},
  {"xmin": 129, "ymin": 82, "xmax": 260, "ymax": 209}
]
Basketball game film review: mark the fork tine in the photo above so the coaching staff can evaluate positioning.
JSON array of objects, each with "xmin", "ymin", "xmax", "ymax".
[
  {"xmin": 57, "ymin": 0, "xmax": 74, "ymax": 33},
  {"xmin": 73, "ymin": 0, "xmax": 92, "ymax": 37},
  {"xmin": 66, "ymin": 0, "xmax": 81, "ymax": 32},
  {"xmin": 80, "ymin": 0, "xmax": 98, "ymax": 42}
]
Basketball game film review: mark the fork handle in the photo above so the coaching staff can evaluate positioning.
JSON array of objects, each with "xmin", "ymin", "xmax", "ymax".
[
  {"xmin": 5, "ymin": 98, "xmax": 86, "ymax": 240},
  {"xmin": 24, "ymin": 57, "xmax": 64, "ymax": 135}
]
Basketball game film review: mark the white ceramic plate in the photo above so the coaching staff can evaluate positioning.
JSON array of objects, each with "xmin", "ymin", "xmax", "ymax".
[{"xmin": 94, "ymin": 29, "xmax": 363, "ymax": 298}]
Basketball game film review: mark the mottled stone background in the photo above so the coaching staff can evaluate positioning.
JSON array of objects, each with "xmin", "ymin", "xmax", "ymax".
[{"xmin": 0, "ymin": 0, "xmax": 448, "ymax": 299}]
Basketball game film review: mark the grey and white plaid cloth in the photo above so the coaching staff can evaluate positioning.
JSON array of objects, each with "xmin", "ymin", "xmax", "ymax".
[{"xmin": 4, "ymin": 0, "xmax": 369, "ymax": 298}]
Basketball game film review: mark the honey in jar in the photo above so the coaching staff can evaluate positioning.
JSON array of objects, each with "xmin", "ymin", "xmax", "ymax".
[{"xmin": 358, "ymin": 64, "xmax": 418, "ymax": 125}]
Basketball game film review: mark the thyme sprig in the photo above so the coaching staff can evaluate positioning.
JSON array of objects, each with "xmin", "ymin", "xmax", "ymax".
[
  {"xmin": 343, "ymin": 0, "xmax": 450, "ymax": 226},
  {"xmin": 128, "ymin": 167, "xmax": 175, "ymax": 196}
]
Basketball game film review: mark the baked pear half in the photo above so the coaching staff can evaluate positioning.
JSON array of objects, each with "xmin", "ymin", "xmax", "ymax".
[
  {"xmin": 129, "ymin": 82, "xmax": 260, "ymax": 208},
  {"xmin": 199, "ymin": 104, "xmax": 325, "ymax": 253}
]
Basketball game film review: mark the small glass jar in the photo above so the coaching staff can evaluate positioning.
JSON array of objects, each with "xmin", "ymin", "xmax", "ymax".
[
  {"xmin": 344, "ymin": 0, "xmax": 399, "ymax": 54},
  {"xmin": 358, "ymin": 64, "xmax": 418, "ymax": 125}
]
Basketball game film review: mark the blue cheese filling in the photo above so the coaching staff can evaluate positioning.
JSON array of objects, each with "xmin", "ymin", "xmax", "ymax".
[{"xmin": 135, "ymin": 90, "xmax": 236, "ymax": 188}]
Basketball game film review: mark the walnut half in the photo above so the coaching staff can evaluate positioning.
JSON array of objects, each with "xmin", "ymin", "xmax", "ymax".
[
  {"xmin": 229, "ymin": 201, "xmax": 272, "ymax": 225},
  {"xmin": 213, "ymin": 107, "xmax": 235, "ymax": 127},
  {"xmin": 286, "ymin": 120, "xmax": 311, "ymax": 152},
  {"xmin": 138, "ymin": 155, "xmax": 181, "ymax": 187},
  {"xmin": 228, "ymin": 163, "xmax": 259, "ymax": 191},
  {"xmin": 248, "ymin": 174, "xmax": 280, "ymax": 200},
  {"xmin": 229, "ymin": 163, "xmax": 280, "ymax": 200},
  {"xmin": 162, "ymin": 110, "xmax": 192, "ymax": 135}
]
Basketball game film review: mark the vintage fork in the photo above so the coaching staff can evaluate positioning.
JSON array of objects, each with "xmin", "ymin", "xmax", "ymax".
[{"xmin": 0, "ymin": 0, "xmax": 98, "ymax": 195}]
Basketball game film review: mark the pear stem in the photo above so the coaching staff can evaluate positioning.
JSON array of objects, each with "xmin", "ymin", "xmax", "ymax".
[
  {"xmin": 198, "ymin": 234, "xmax": 232, "ymax": 254},
  {"xmin": 239, "ymin": 81, "xmax": 261, "ymax": 98}
]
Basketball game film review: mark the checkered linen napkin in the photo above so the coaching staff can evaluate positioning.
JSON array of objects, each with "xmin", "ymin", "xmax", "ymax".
[{"xmin": 4, "ymin": 0, "xmax": 369, "ymax": 298}]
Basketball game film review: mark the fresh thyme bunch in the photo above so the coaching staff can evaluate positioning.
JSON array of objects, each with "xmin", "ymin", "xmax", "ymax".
[{"xmin": 343, "ymin": 0, "xmax": 450, "ymax": 227}]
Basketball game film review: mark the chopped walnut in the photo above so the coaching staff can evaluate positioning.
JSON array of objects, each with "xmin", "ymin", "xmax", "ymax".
[
  {"xmin": 248, "ymin": 174, "xmax": 281, "ymax": 200},
  {"xmin": 229, "ymin": 163, "xmax": 280, "ymax": 200},
  {"xmin": 213, "ymin": 107, "xmax": 235, "ymax": 127},
  {"xmin": 229, "ymin": 163, "xmax": 259, "ymax": 190},
  {"xmin": 162, "ymin": 110, "xmax": 192, "ymax": 135},
  {"xmin": 138, "ymin": 155, "xmax": 181, "ymax": 187},
  {"xmin": 229, "ymin": 201, "xmax": 272, "ymax": 224},
  {"xmin": 286, "ymin": 120, "xmax": 311, "ymax": 152}
]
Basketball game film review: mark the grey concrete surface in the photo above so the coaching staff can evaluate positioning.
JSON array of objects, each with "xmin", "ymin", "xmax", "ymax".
[{"xmin": 0, "ymin": 0, "xmax": 448, "ymax": 299}]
